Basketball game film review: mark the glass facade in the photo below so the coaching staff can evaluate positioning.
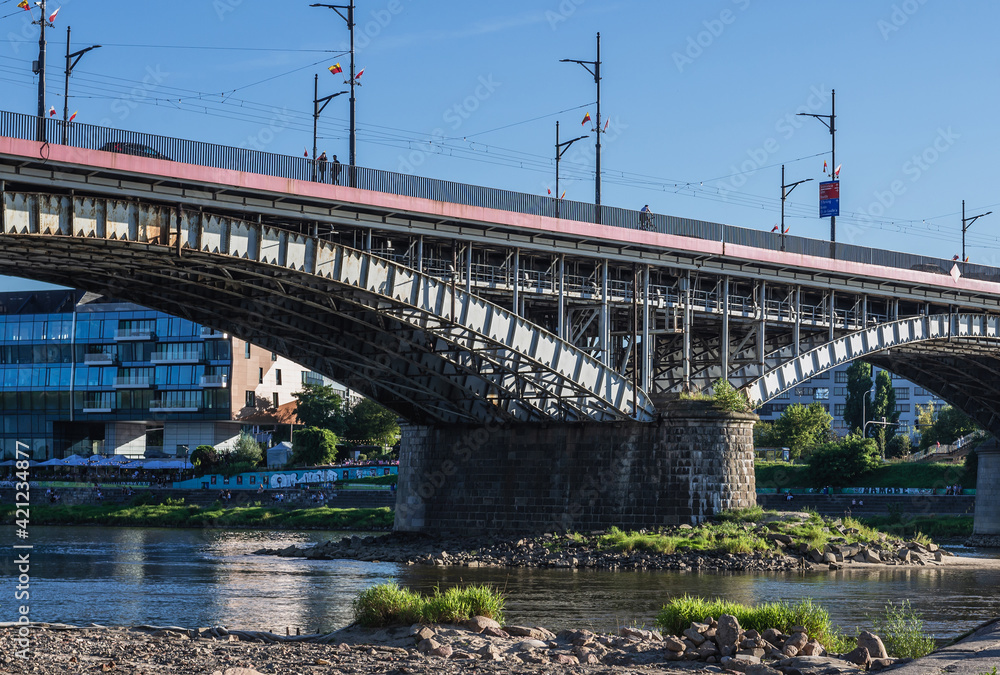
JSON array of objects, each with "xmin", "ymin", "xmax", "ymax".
[{"xmin": 0, "ymin": 290, "xmax": 235, "ymax": 460}]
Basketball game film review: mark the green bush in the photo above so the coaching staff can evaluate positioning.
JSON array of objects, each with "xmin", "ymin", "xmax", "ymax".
[
  {"xmin": 352, "ymin": 583, "xmax": 505, "ymax": 628},
  {"xmin": 712, "ymin": 379, "xmax": 752, "ymax": 413},
  {"xmin": 807, "ymin": 435, "xmax": 881, "ymax": 486},
  {"xmin": 656, "ymin": 596, "xmax": 849, "ymax": 652},
  {"xmin": 868, "ymin": 600, "xmax": 935, "ymax": 658}
]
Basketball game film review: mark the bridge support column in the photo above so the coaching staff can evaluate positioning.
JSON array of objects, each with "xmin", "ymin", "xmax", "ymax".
[
  {"xmin": 394, "ymin": 400, "xmax": 757, "ymax": 535},
  {"xmin": 969, "ymin": 444, "xmax": 1000, "ymax": 546}
]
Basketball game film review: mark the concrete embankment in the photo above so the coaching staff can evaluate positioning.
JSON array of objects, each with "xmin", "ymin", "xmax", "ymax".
[{"xmin": 757, "ymin": 493, "xmax": 975, "ymax": 518}]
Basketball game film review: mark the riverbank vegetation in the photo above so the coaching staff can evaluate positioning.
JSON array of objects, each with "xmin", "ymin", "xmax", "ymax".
[
  {"xmin": 656, "ymin": 595, "xmax": 849, "ymax": 652},
  {"xmin": 352, "ymin": 582, "xmax": 504, "ymax": 628},
  {"xmin": 756, "ymin": 460, "xmax": 971, "ymax": 490},
  {"xmin": 554, "ymin": 507, "xmax": 931, "ymax": 558},
  {"xmin": 0, "ymin": 502, "xmax": 394, "ymax": 530}
]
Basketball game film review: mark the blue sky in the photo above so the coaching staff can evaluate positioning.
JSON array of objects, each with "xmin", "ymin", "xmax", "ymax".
[{"xmin": 2, "ymin": 0, "xmax": 999, "ymax": 291}]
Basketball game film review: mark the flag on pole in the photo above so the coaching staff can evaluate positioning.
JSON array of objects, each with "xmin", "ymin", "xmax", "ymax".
[
  {"xmin": 48, "ymin": 106, "xmax": 56, "ymax": 117},
  {"xmin": 17, "ymin": 0, "xmax": 29, "ymax": 10},
  {"xmin": 67, "ymin": 110, "xmax": 77, "ymax": 122},
  {"xmin": 771, "ymin": 225, "xmax": 780, "ymax": 232},
  {"xmin": 328, "ymin": 63, "xmax": 343, "ymax": 76},
  {"xmin": 834, "ymin": 164, "xmax": 842, "ymax": 178},
  {"xmin": 953, "ymin": 255, "xmax": 960, "ymax": 261},
  {"xmin": 784, "ymin": 226, "xmax": 790, "ymax": 234},
  {"xmin": 547, "ymin": 188, "xmax": 552, "ymax": 195},
  {"xmin": 304, "ymin": 147, "xmax": 309, "ymax": 158},
  {"xmin": 964, "ymin": 256, "xmax": 970, "ymax": 262},
  {"xmin": 823, "ymin": 160, "xmax": 828, "ymax": 174},
  {"xmin": 603, "ymin": 118, "xmax": 609, "ymax": 132},
  {"xmin": 354, "ymin": 67, "xmax": 365, "ymax": 80},
  {"xmin": 560, "ymin": 191, "xmax": 566, "ymax": 199},
  {"xmin": 48, "ymin": 6, "xmax": 60, "ymax": 22},
  {"xmin": 581, "ymin": 112, "xmax": 591, "ymax": 126}
]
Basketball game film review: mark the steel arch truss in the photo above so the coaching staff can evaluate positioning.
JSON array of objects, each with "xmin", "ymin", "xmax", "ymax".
[
  {"xmin": 0, "ymin": 191, "xmax": 654, "ymax": 424},
  {"xmin": 743, "ymin": 313, "xmax": 1000, "ymax": 433}
]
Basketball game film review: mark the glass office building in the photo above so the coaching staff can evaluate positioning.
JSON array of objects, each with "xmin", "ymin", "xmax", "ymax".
[{"xmin": 0, "ymin": 289, "xmax": 313, "ymax": 460}]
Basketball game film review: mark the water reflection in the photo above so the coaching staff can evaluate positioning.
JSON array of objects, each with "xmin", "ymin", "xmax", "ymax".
[{"xmin": 19, "ymin": 526, "xmax": 1000, "ymax": 639}]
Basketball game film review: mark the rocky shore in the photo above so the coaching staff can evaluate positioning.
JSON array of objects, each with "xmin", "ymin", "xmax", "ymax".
[
  {"xmin": 257, "ymin": 527, "xmax": 953, "ymax": 573},
  {"xmin": 0, "ymin": 614, "xmax": 906, "ymax": 675}
]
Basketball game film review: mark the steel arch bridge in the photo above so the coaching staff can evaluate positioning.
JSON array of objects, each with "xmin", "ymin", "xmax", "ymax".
[{"xmin": 4, "ymin": 130, "xmax": 1000, "ymax": 434}]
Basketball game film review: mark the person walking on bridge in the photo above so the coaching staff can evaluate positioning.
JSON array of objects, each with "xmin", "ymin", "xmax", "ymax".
[
  {"xmin": 640, "ymin": 204, "xmax": 653, "ymax": 231},
  {"xmin": 331, "ymin": 154, "xmax": 342, "ymax": 185}
]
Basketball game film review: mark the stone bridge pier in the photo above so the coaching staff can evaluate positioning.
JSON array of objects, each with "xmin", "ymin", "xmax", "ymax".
[
  {"xmin": 970, "ymin": 443, "xmax": 1000, "ymax": 546},
  {"xmin": 393, "ymin": 401, "xmax": 757, "ymax": 535}
]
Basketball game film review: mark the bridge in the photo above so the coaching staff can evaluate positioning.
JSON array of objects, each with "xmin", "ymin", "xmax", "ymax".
[{"xmin": 3, "ymin": 111, "xmax": 999, "ymax": 534}]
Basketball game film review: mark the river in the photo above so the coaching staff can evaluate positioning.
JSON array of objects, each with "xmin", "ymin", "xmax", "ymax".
[{"xmin": 9, "ymin": 526, "xmax": 1000, "ymax": 640}]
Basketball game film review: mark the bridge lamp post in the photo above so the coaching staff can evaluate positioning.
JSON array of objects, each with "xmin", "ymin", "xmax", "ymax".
[
  {"xmin": 797, "ymin": 89, "xmax": 836, "ymax": 245},
  {"xmin": 554, "ymin": 121, "xmax": 587, "ymax": 219},
  {"xmin": 311, "ymin": 2, "xmax": 356, "ymax": 172},
  {"xmin": 961, "ymin": 200, "xmax": 992, "ymax": 263},
  {"xmin": 312, "ymin": 74, "xmax": 347, "ymax": 182},
  {"xmin": 32, "ymin": 0, "xmax": 57, "ymax": 143},
  {"xmin": 63, "ymin": 27, "xmax": 101, "ymax": 145},
  {"xmin": 780, "ymin": 165, "xmax": 812, "ymax": 252},
  {"xmin": 864, "ymin": 417, "xmax": 896, "ymax": 461},
  {"xmin": 561, "ymin": 32, "xmax": 602, "ymax": 223}
]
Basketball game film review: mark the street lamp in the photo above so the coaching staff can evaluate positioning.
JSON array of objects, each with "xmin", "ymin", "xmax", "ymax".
[
  {"xmin": 780, "ymin": 164, "xmax": 812, "ymax": 252},
  {"xmin": 554, "ymin": 120, "xmax": 587, "ymax": 219},
  {"xmin": 797, "ymin": 89, "xmax": 836, "ymax": 248},
  {"xmin": 961, "ymin": 200, "xmax": 992, "ymax": 263},
  {"xmin": 312, "ymin": 73, "xmax": 347, "ymax": 182},
  {"xmin": 311, "ymin": 2, "xmax": 356, "ymax": 172},
  {"xmin": 63, "ymin": 26, "xmax": 101, "ymax": 144},
  {"xmin": 561, "ymin": 32, "xmax": 603, "ymax": 223}
]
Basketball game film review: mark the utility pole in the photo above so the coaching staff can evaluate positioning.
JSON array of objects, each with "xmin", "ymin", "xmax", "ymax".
[
  {"xmin": 798, "ymin": 89, "xmax": 836, "ymax": 248},
  {"xmin": 63, "ymin": 26, "xmax": 101, "ymax": 145},
  {"xmin": 780, "ymin": 165, "xmax": 812, "ymax": 252},
  {"xmin": 554, "ymin": 120, "xmax": 587, "ymax": 219},
  {"xmin": 312, "ymin": 73, "xmax": 347, "ymax": 181},
  {"xmin": 561, "ymin": 32, "xmax": 602, "ymax": 223},
  {"xmin": 311, "ymin": 2, "xmax": 356, "ymax": 176},
  {"xmin": 34, "ymin": 0, "xmax": 49, "ymax": 142},
  {"xmin": 961, "ymin": 200, "xmax": 992, "ymax": 263}
]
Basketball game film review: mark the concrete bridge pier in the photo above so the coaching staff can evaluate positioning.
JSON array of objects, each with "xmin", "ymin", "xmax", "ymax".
[
  {"xmin": 969, "ymin": 443, "xmax": 1000, "ymax": 546},
  {"xmin": 393, "ymin": 401, "xmax": 757, "ymax": 535}
]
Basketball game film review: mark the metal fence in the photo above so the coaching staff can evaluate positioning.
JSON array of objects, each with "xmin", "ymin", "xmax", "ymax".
[{"xmin": 4, "ymin": 109, "xmax": 999, "ymax": 282}]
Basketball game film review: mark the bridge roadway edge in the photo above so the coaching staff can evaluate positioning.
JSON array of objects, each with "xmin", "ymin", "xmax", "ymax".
[{"xmin": 393, "ymin": 400, "xmax": 757, "ymax": 534}]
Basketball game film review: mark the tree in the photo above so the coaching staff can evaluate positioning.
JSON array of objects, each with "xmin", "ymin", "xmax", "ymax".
[
  {"xmin": 808, "ymin": 434, "xmax": 881, "ymax": 486},
  {"xmin": 231, "ymin": 430, "xmax": 263, "ymax": 467},
  {"xmin": 885, "ymin": 434, "xmax": 913, "ymax": 459},
  {"xmin": 190, "ymin": 445, "xmax": 220, "ymax": 472},
  {"xmin": 753, "ymin": 421, "xmax": 780, "ymax": 448},
  {"xmin": 771, "ymin": 402, "xmax": 834, "ymax": 459},
  {"xmin": 915, "ymin": 403, "xmax": 936, "ymax": 449},
  {"xmin": 843, "ymin": 361, "xmax": 873, "ymax": 435},
  {"xmin": 291, "ymin": 427, "xmax": 339, "ymax": 466},
  {"xmin": 918, "ymin": 405, "xmax": 979, "ymax": 450},
  {"xmin": 345, "ymin": 398, "xmax": 401, "ymax": 445},
  {"xmin": 870, "ymin": 369, "xmax": 900, "ymax": 456},
  {"xmin": 292, "ymin": 384, "xmax": 346, "ymax": 433}
]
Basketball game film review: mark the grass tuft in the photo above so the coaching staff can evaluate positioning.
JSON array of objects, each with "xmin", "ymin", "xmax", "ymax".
[
  {"xmin": 352, "ymin": 582, "xmax": 505, "ymax": 628},
  {"xmin": 867, "ymin": 600, "xmax": 936, "ymax": 658}
]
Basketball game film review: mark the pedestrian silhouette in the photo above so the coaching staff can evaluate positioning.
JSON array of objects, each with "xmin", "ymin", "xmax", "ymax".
[
  {"xmin": 331, "ymin": 154, "xmax": 342, "ymax": 185},
  {"xmin": 317, "ymin": 151, "xmax": 328, "ymax": 182},
  {"xmin": 640, "ymin": 204, "xmax": 653, "ymax": 231}
]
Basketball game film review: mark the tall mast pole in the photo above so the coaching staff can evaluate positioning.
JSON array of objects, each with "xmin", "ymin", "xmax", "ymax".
[{"xmin": 36, "ymin": 0, "xmax": 47, "ymax": 142}]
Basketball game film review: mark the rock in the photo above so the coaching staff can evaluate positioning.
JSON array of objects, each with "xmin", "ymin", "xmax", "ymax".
[
  {"xmin": 664, "ymin": 636, "xmax": 686, "ymax": 652},
  {"xmin": 762, "ymin": 628, "xmax": 784, "ymax": 645},
  {"xmin": 683, "ymin": 627, "xmax": 707, "ymax": 645},
  {"xmin": 782, "ymin": 645, "xmax": 799, "ymax": 658},
  {"xmin": 745, "ymin": 664, "xmax": 783, "ymax": 675},
  {"xmin": 864, "ymin": 548, "xmax": 882, "ymax": 564},
  {"xmin": 768, "ymin": 533, "xmax": 794, "ymax": 545},
  {"xmin": 464, "ymin": 616, "xmax": 501, "ymax": 633},
  {"xmin": 823, "ymin": 552, "xmax": 838, "ymax": 564},
  {"xmin": 482, "ymin": 626, "xmax": 509, "ymax": 638},
  {"xmin": 417, "ymin": 638, "xmax": 440, "ymax": 654},
  {"xmin": 622, "ymin": 626, "xmax": 655, "ymax": 641},
  {"xmin": 777, "ymin": 655, "xmax": 865, "ymax": 675},
  {"xmin": 784, "ymin": 632, "xmax": 809, "ymax": 652},
  {"xmin": 516, "ymin": 639, "xmax": 549, "ymax": 651},
  {"xmin": 717, "ymin": 614, "xmax": 742, "ymax": 651},
  {"xmin": 505, "ymin": 626, "xmax": 548, "ymax": 640},
  {"xmin": 478, "ymin": 644, "xmax": 502, "ymax": 659},
  {"xmin": 555, "ymin": 653, "xmax": 579, "ymax": 665},
  {"xmin": 789, "ymin": 625, "xmax": 807, "ymax": 634},
  {"xmin": 801, "ymin": 639, "xmax": 824, "ymax": 656},
  {"xmin": 414, "ymin": 626, "xmax": 435, "ymax": 642},
  {"xmin": 896, "ymin": 548, "xmax": 911, "ymax": 563},
  {"xmin": 739, "ymin": 647, "xmax": 766, "ymax": 659},
  {"xmin": 843, "ymin": 645, "xmax": 872, "ymax": 668},
  {"xmin": 870, "ymin": 657, "xmax": 899, "ymax": 670},
  {"xmin": 430, "ymin": 644, "xmax": 453, "ymax": 658},
  {"xmin": 744, "ymin": 630, "xmax": 761, "ymax": 640},
  {"xmin": 856, "ymin": 631, "xmax": 888, "ymax": 659}
]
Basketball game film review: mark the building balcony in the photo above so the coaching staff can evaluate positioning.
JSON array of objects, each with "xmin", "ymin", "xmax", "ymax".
[
  {"xmin": 149, "ymin": 400, "xmax": 200, "ymax": 413},
  {"xmin": 82, "ymin": 402, "xmax": 113, "ymax": 413},
  {"xmin": 114, "ymin": 329, "xmax": 154, "ymax": 341},
  {"xmin": 114, "ymin": 376, "xmax": 151, "ymax": 389},
  {"xmin": 200, "ymin": 374, "xmax": 228, "ymax": 388},
  {"xmin": 150, "ymin": 351, "xmax": 203, "ymax": 364},
  {"xmin": 84, "ymin": 352, "xmax": 117, "ymax": 365},
  {"xmin": 200, "ymin": 327, "xmax": 227, "ymax": 339}
]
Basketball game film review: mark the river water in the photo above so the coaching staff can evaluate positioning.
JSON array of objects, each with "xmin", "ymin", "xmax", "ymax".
[{"xmin": 8, "ymin": 526, "xmax": 1000, "ymax": 640}]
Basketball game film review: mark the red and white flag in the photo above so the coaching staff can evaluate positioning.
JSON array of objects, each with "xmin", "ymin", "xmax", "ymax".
[
  {"xmin": 304, "ymin": 147, "xmax": 309, "ymax": 158},
  {"xmin": 603, "ymin": 118, "xmax": 609, "ymax": 132},
  {"xmin": 834, "ymin": 164, "xmax": 842, "ymax": 178},
  {"xmin": 354, "ymin": 68, "xmax": 365, "ymax": 80},
  {"xmin": 48, "ymin": 106, "xmax": 56, "ymax": 117},
  {"xmin": 771, "ymin": 225, "xmax": 779, "ymax": 232},
  {"xmin": 823, "ymin": 160, "xmax": 828, "ymax": 174},
  {"xmin": 47, "ymin": 6, "xmax": 60, "ymax": 22}
]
